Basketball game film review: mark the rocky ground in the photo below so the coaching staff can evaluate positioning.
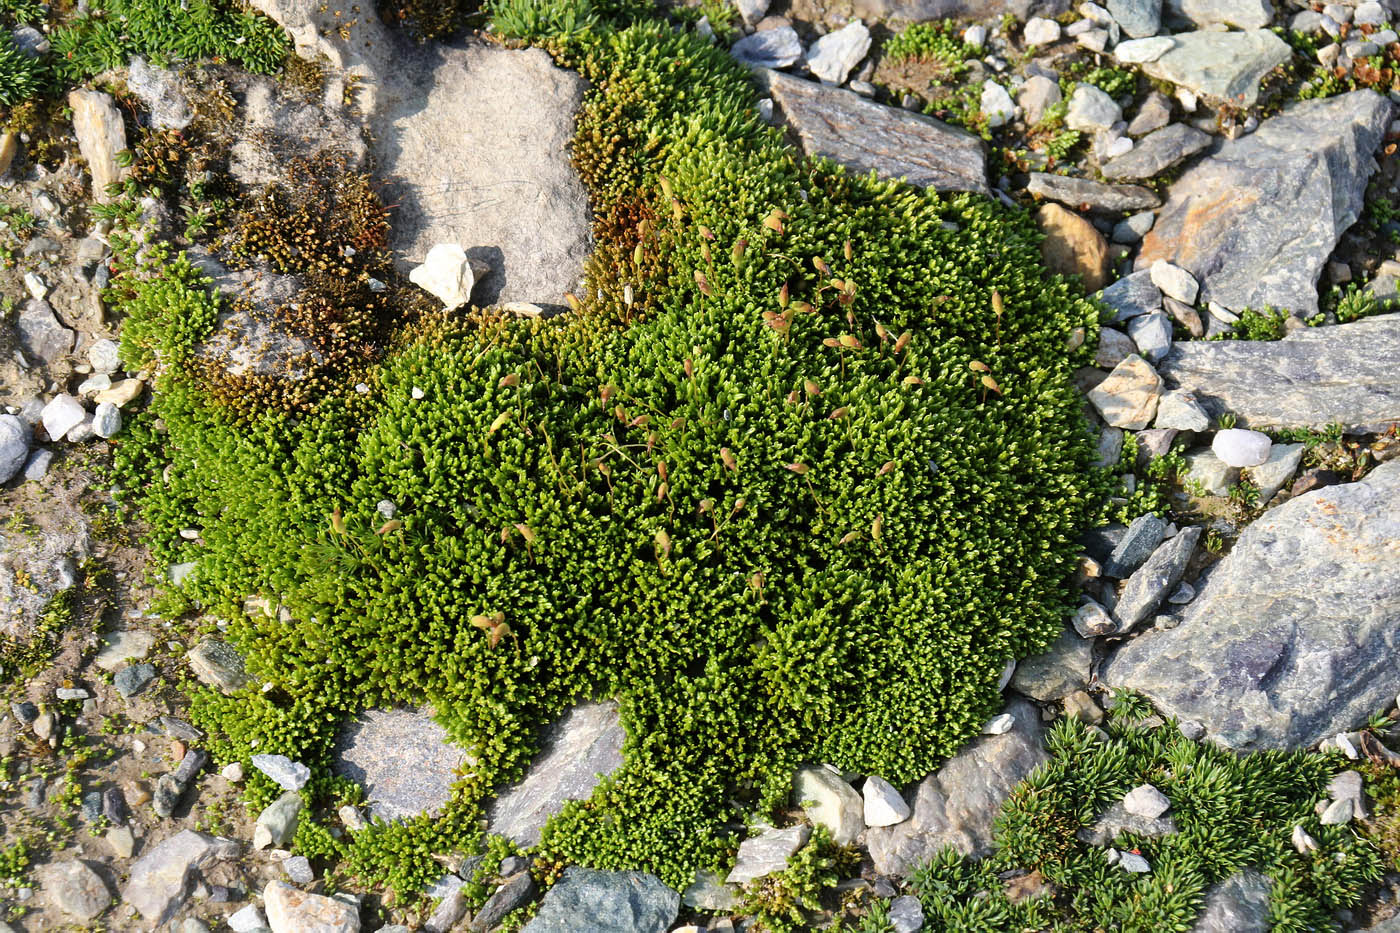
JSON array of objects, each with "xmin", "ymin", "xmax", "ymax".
[{"xmin": 3, "ymin": 0, "xmax": 1400, "ymax": 930}]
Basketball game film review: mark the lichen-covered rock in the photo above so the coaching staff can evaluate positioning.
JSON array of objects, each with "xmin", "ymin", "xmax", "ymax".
[
  {"xmin": 865, "ymin": 698, "xmax": 1046, "ymax": 876},
  {"xmin": 1103, "ymin": 462, "xmax": 1400, "ymax": 749},
  {"xmin": 1138, "ymin": 91, "xmax": 1392, "ymax": 317},
  {"xmin": 37, "ymin": 860, "xmax": 111, "ymax": 921},
  {"xmin": 333, "ymin": 707, "xmax": 470, "ymax": 822}
]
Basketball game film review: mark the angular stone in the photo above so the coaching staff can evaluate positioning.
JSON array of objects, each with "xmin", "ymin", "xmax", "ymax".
[
  {"xmin": 251, "ymin": 754, "xmax": 311, "ymax": 791},
  {"xmin": 1212, "ymin": 428, "xmax": 1271, "ymax": 468},
  {"xmin": 1105, "ymin": 513, "xmax": 1168, "ymax": 578},
  {"xmin": 1246, "ymin": 443, "xmax": 1302, "ymax": 502},
  {"xmin": 0, "ymin": 415, "xmax": 27, "ymax": 484},
  {"xmin": 409, "ymin": 243, "xmax": 479, "ymax": 311},
  {"xmin": 1140, "ymin": 30, "xmax": 1291, "ymax": 107},
  {"xmin": 1128, "ymin": 310, "xmax": 1172, "ymax": 364},
  {"xmin": 1165, "ymin": 0, "xmax": 1274, "ymax": 31},
  {"xmin": 1011, "ymin": 626, "xmax": 1092, "ymax": 700},
  {"xmin": 522, "ymin": 867, "xmax": 678, "ymax": 933},
  {"xmin": 1094, "ymin": 328, "xmax": 1138, "ymax": 369},
  {"xmin": 1099, "ymin": 269, "xmax": 1162, "ymax": 323},
  {"xmin": 253, "ymin": 791, "xmax": 303, "ymax": 849},
  {"xmin": 1112, "ymin": 526, "xmax": 1201, "ymax": 633},
  {"xmin": 1109, "ymin": 0, "xmax": 1162, "ymax": 37},
  {"xmin": 1123, "ymin": 783, "xmax": 1170, "ymax": 818},
  {"xmin": 726, "ymin": 825, "xmax": 811, "ymax": 884},
  {"xmin": 981, "ymin": 80, "xmax": 1016, "ymax": 129},
  {"xmin": 127, "ymin": 57, "xmax": 194, "ymax": 131},
  {"xmin": 1138, "ymin": 92, "xmax": 1392, "ymax": 317},
  {"xmin": 1024, "ymin": 16, "xmax": 1061, "ymax": 46},
  {"xmin": 731, "ymin": 26, "xmax": 802, "ymax": 68},
  {"xmin": 486, "ymin": 701, "xmax": 625, "ymax": 847},
  {"xmin": 264, "ymin": 881, "xmax": 360, "ymax": 933},
  {"xmin": 1154, "ymin": 390, "xmax": 1209, "ymax": 432},
  {"xmin": 1066, "ymin": 84, "xmax": 1122, "ymax": 133},
  {"xmin": 95, "ymin": 630, "xmax": 155, "ymax": 670},
  {"xmin": 333, "ymin": 707, "xmax": 470, "ymax": 823},
  {"xmin": 68, "ymin": 89, "xmax": 128, "ymax": 202},
  {"xmin": 471, "ymin": 871, "xmax": 537, "ymax": 931},
  {"xmin": 1115, "ymin": 36, "xmax": 1175, "ymax": 63},
  {"xmin": 123, "ymin": 830, "xmax": 238, "ymax": 926},
  {"xmin": 1129, "ymin": 91, "xmax": 1174, "ymax": 137},
  {"xmin": 680, "ymin": 871, "xmax": 738, "ymax": 911},
  {"xmin": 1018, "ymin": 75, "xmax": 1062, "ymax": 126},
  {"xmin": 767, "ymin": 71, "xmax": 987, "ymax": 194},
  {"xmin": 425, "ymin": 887, "xmax": 468, "ymax": 933},
  {"xmin": 792, "ymin": 765, "xmax": 863, "ymax": 845},
  {"xmin": 38, "ymin": 860, "xmax": 111, "ymax": 920},
  {"xmin": 1073, "ymin": 599, "xmax": 1117, "ymax": 638},
  {"xmin": 1102, "ymin": 123, "xmax": 1211, "ymax": 181},
  {"xmin": 1037, "ymin": 203, "xmax": 1111, "ymax": 292},
  {"xmin": 807, "ymin": 21, "xmax": 871, "ymax": 85},
  {"xmin": 187, "ymin": 639, "xmax": 249, "ymax": 694},
  {"xmin": 228, "ymin": 903, "xmax": 270, "ymax": 933},
  {"xmin": 865, "ymin": 699, "xmax": 1046, "ymax": 876},
  {"xmin": 1077, "ymin": 800, "xmax": 1177, "ymax": 845},
  {"xmin": 863, "ymin": 775, "xmax": 911, "ymax": 827},
  {"xmin": 1192, "ymin": 869, "xmax": 1271, "ymax": 932},
  {"xmin": 1112, "ymin": 211, "xmax": 1155, "ymax": 244},
  {"xmin": 1103, "ymin": 462, "xmax": 1400, "ymax": 749},
  {"xmin": 1149, "ymin": 260, "xmax": 1198, "ymax": 305},
  {"xmin": 1028, "ymin": 173, "xmax": 1161, "ymax": 212},
  {"xmin": 1161, "ymin": 314, "xmax": 1400, "ymax": 433},
  {"xmin": 1088, "ymin": 354, "xmax": 1162, "ymax": 430},
  {"xmin": 17, "ymin": 299, "xmax": 75, "ymax": 365}
]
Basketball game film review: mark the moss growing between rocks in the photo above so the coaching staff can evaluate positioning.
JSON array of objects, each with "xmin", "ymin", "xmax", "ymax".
[
  {"xmin": 905, "ymin": 711, "xmax": 1384, "ymax": 931},
  {"xmin": 112, "ymin": 10, "xmax": 1101, "ymax": 898}
]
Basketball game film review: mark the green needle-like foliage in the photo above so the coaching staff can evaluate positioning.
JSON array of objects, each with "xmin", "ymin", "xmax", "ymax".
[{"xmin": 111, "ymin": 6, "xmax": 1102, "ymax": 895}]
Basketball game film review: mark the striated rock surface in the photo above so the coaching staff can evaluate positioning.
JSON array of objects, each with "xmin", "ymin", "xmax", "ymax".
[
  {"xmin": 1157, "ymin": 313, "xmax": 1400, "ymax": 433},
  {"xmin": 766, "ymin": 71, "xmax": 988, "ymax": 194},
  {"xmin": 1103, "ymin": 462, "xmax": 1400, "ymax": 750},
  {"xmin": 1138, "ymin": 91, "xmax": 1391, "ymax": 317},
  {"xmin": 523, "ymin": 867, "xmax": 679, "ymax": 933}
]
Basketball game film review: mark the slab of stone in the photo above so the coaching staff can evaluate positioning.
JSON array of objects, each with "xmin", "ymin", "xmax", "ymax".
[
  {"xmin": 1138, "ymin": 91, "xmax": 1392, "ymax": 317},
  {"xmin": 1088, "ymin": 354, "xmax": 1162, "ymax": 430},
  {"xmin": 1247, "ymin": 442, "xmax": 1303, "ymax": 502},
  {"xmin": 1011, "ymin": 627, "xmax": 1092, "ymax": 700},
  {"xmin": 523, "ymin": 867, "xmax": 679, "ymax": 933},
  {"xmin": 471, "ymin": 871, "xmax": 537, "ymax": 932},
  {"xmin": 1165, "ymin": 0, "xmax": 1274, "ymax": 30},
  {"xmin": 865, "ymin": 698, "xmax": 1046, "ymax": 876},
  {"xmin": 38, "ymin": 859, "xmax": 111, "ymax": 921},
  {"xmin": 264, "ymin": 881, "xmax": 360, "ymax": 933},
  {"xmin": 1073, "ymin": 599, "xmax": 1117, "ymax": 638},
  {"xmin": 863, "ymin": 775, "xmax": 912, "ymax": 827},
  {"xmin": 68, "ymin": 89, "xmax": 128, "ymax": 202},
  {"xmin": 1103, "ymin": 462, "xmax": 1400, "ymax": 749},
  {"xmin": 1028, "ymin": 173, "xmax": 1161, "ymax": 212},
  {"xmin": 187, "ymin": 639, "xmax": 249, "ymax": 694},
  {"xmin": 1076, "ymin": 800, "xmax": 1177, "ymax": 845},
  {"xmin": 1154, "ymin": 389, "xmax": 1209, "ymax": 432},
  {"xmin": 123, "ymin": 830, "xmax": 239, "ymax": 926},
  {"xmin": 1066, "ymin": 84, "xmax": 1122, "ymax": 133},
  {"xmin": 1099, "ymin": 269, "xmax": 1162, "ymax": 323},
  {"xmin": 1038, "ymin": 203, "xmax": 1111, "ymax": 292},
  {"xmin": 95, "ymin": 629, "xmax": 155, "ymax": 670},
  {"xmin": 1094, "ymin": 328, "xmax": 1138, "ymax": 369},
  {"xmin": 1115, "ymin": 36, "xmax": 1175, "ymax": 63},
  {"xmin": 1109, "ymin": 0, "xmax": 1163, "ymax": 37},
  {"xmin": 792, "ymin": 765, "xmax": 863, "ymax": 845},
  {"xmin": 1140, "ymin": 30, "xmax": 1291, "ymax": 107},
  {"xmin": 1101, "ymin": 123, "xmax": 1211, "ymax": 181},
  {"xmin": 486, "ymin": 701, "xmax": 626, "ymax": 847},
  {"xmin": 766, "ymin": 71, "xmax": 987, "ymax": 194},
  {"xmin": 1158, "ymin": 314, "xmax": 1400, "ymax": 433},
  {"xmin": 1105, "ymin": 513, "xmax": 1168, "ymax": 578},
  {"xmin": 727, "ymin": 824, "xmax": 810, "ymax": 884},
  {"xmin": 333, "ymin": 707, "xmax": 470, "ymax": 823},
  {"xmin": 253, "ymin": 791, "xmax": 303, "ymax": 849},
  {"xmin": 251, "ymin": 753, "xmax": 311, "ymax": 791},
  {"xmin": 1128, "ymin": 310, "xmax": 1172, "ymax": 364},
  {"xmin": 731, "ymin": 26, "xmax": 803, "ymax": 68},
  {"xmin": 17, "ymin": 299, "xmax": 75, "ymax": 365},
  {"xmin": 1191, "ymin": 869, "xmax": 1271, "ymax": 932},
  {"xmin": 1113, "ymin": 526, "xmax": 1201, "ymax": 633}
]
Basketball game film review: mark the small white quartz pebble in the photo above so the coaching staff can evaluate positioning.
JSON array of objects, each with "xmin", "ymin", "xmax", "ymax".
[{"xmin": 983, "ymin": 712, "xmax": 1015, "ymax": 735}]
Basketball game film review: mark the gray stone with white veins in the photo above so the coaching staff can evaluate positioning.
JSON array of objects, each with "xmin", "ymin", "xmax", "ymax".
[{"xmin": 1103, "ymin": 462, "xmax": 1400, "ymax": 750}]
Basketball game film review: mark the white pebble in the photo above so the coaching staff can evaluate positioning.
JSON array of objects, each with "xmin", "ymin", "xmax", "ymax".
[
  {"xmin": 983, "ymin": 712, "xmax": 1015, "ymax": 735},
  {"xmin": 1212, "ymin": 428, "xmax": 1272, "ymax": 468}
]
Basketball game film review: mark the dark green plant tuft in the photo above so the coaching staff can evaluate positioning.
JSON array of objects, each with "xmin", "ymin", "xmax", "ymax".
[{"xmin": 112, "ymin": 8, "xmax": 1102, "ymax": 896}]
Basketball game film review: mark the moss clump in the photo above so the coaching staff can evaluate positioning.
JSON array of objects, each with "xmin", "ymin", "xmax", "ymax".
[
  {"xmin": 112, "ymin": 7, "xmax": 1101, "ymax": 897},
  {"xmin": 377, "ymin": 0, "xmax": 480, "ymax": 41},
  {"xmin": 904, "ymin": 710, "xmax": 1384, "ymax": 931}
]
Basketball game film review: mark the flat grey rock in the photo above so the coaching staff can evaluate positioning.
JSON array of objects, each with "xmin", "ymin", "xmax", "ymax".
[
  {"xmin": 1112, "ymin": 526, "xmax": 1200, "ymax": 633},
  {"xmin": 17, "ymin": 299, "xmax": 74, "ymax": 365},
  {"xmin": 1076, "ymin": 800, "xmax": 1177, "ymax": 846},
  {"xmin": 1109, "ymin": 0, "xmax": 1163, "ymax": 37},
  {"xmin": 1028, "ymin": 173, "xmax": 1161, "ymax": 212},
  {"xmin": 732, "ymin": 26, "xmax": 803, "ymax": 69},
  {"xmin": 486, "ymin": 701, "xmax": 626, "ymax": 847},
  {"xmin": 522, "ymin": 867, "xmax": 679, "ymax": 933},
  {"xmin": 1191, "ymin": 869, "xmax": 1271, "ymax": 932},
  {"xmin": 726, "ymin": 824, "xmax": 811, "ymax": 884},
  {"xmin": 1103, "ymin": 462, "xmax": 1400, "ymax": 750},
  {"xmin": 0, "ymin": 414, "xmax": 28, "ymax": 483},
  {"xmin": 1140, "ymin": 30, "xmax": 1291, "ymax": 106},
  {"xmin": 1099, "ymin": 269, "xmax": 1162, "ymax": 322},
  {"xmin": 1101, "ymin": 124, "xmax": 1211, "ymax": 181},
  {"xmin": 1138, "ymin": 91, "xmax": 1392, "ymax": 317},
  {"xmin": 865, "ymin": 698, "xmax": 1046, "ymax": 876},
  {"xmin": 1010, "ymin": 626, "xmax": 1092, "ymax": 700},
  {"xmin": 817, "ymin": 0, "xmax": 1069, "ymax": 25},
  {"xmin": 1157, "ymin": 313, "xmax": 1400, "ymax": 433},
  {"xmin": 333, "ymin": 707, "xmax": 469, "ymax": 822},
  {"xmin": 766, "ymin": 71, "xmax": 987, "ymax": 194},
  {"xmin": 1165, "ymin": 0, "xmax": 1274, "ymax": 30},
  {"xmin": 122, "ymin": 830, "xmax": 239, "ymax": 926},
  {"xmin": 1105, "ymin": 513, "xmax": 1168, "ymax": 578}
]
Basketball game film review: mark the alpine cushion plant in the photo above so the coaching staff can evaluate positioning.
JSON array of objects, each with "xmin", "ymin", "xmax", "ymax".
[{"xmin": 110, "ymin": 5, "xmax": 1103, "ymax": 897}]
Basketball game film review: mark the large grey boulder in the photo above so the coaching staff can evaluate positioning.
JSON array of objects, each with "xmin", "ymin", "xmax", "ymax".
[
  {"xmin": 1139, "ymin": 30, "xmax": 1291, "ymax": 107},
  {"xmin": 765, "ymin": 71, "xmax": 987, "ymax": 194},
  {"xmin": 333, "ymin": 707, "xmax": 469, "ymax": 822},
  {"xmin": 864, "ymin": 699, "xmax": 1047, "ymax": 876},
  {"xmin": 522, "ymin": 867, "xmax": 679, "ymax": 933},
  {"xmin": 245, "ymin": 0, "xmax": 592, "ymax": 307},
  {"xmin": 1158, "ymin": 313, "xmax": 1400, "ymax": 434},
  {"xmin": 1103, "ymin": 462, "xmax": 1400, "ymax": 750},
  {"xmin": 487, "ymin": 701, "xmax": 626, "ymax": 847},
  {"xmin": 1138, "ymin": 91, "xmax": 1392, "ymax": 318},
  {"xmin": 122, "ymin": 830, "xmax": 239, "ymax": 926}
]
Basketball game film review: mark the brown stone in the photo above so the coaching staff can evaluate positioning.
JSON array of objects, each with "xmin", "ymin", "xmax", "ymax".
[{"xmin": 1036, "ymin": 203, "xmax": 1110, "ymax": 292}]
